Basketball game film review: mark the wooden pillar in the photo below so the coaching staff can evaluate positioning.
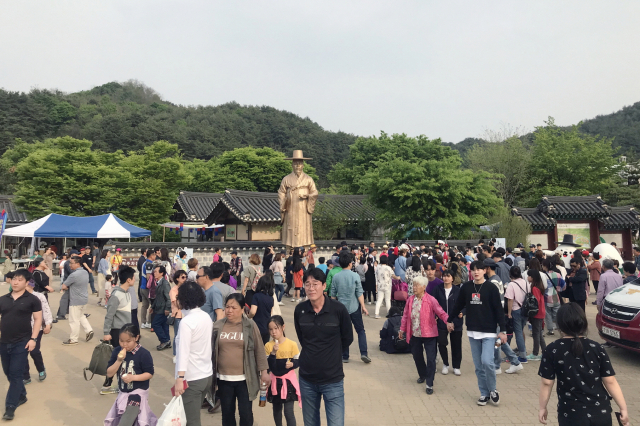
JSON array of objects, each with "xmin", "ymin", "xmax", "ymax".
[
  {"xmin": 622, "ymin": 228, "xmax": 633, "ymax": 261},
  {"xmin": 589, "ymin": 219, "xmax": 600, "ymax": 250}
]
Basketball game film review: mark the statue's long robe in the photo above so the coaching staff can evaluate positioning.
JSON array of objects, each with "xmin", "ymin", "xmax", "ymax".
[{"xmin": 277, "ymin": 172, "xmax": 318, "ymax": 248}]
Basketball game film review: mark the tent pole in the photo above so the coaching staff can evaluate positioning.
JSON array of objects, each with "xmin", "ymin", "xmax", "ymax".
[
  {"xmin": 63, "ymin": 238, "xmax": 66, "ymax": 253},
  {"xmin": 163, "ymin": 227, "xmax": 166, "ymax": 242}
]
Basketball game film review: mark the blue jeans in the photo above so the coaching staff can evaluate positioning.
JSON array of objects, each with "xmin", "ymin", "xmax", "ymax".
[
  {"xmin": 469, "ymin": 337, "xmax": 497, "ymax": 397},
  {"xmin": 88, "ymin": 272, "xmax": 96, "ymax": 293},
  {"xmin": 172, "ymin": 318, "xmax": 181, "ymax": 356},
  {"xmin": 152, "ymin": 312, "xmax": 170, "ymax": 344},
  {"xmin": 511, "ymin": 309, "xmax": 527, "ymax": 358},
  {"xmin": 0, "ymin": 340, "xmax": 29, "ymax": 409},
  {"xmin": 275, "ymin": 284, "xmax": 285, "ymax": 302},
  {"xmin": 494, "ymin": 325, "xmax": 519, "ymax": 368},
  {"xmin": 342, "ymin": 308, "xmax": 367, "ymax": 359},
  {"xmin": 299, "ymin": 377, "xmax": 344, "ymax": 426}
]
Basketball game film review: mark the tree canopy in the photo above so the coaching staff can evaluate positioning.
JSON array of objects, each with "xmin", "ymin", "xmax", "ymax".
[
  {"xmin": 329, "ymin": 132, "xmax": 502, "ymax": 238},
  {"xmin": 3, "ymin": 137, "xmax": 190, "ymax": 230},
  {"xmin": 185, "ymin": 146, "xmax": 317, "ymax": 194}
]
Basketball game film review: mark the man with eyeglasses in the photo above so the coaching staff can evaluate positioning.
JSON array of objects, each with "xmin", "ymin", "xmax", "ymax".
[
  {"xmin": 294, "ymin": 268, "xmax": 353, "ymax": 426},
  {"xmin": 196, "ymin": 266, "xmax": 224, "ymax": 321}
]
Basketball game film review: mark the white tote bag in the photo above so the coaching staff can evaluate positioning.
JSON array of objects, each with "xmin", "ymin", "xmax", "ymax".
[
  {"xmin": 157, "ymin": 395, "xmax": 187, "ymax": 426},
  {"xmin": 271, "ymin": 293, "xmax": 282, "ymax": 316}
]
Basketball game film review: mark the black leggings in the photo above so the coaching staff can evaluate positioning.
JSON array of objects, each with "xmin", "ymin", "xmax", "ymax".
[
  {"xmin": 364, "ymin": 290, "xmax": 376, "ymax": 302},
  {"xmin": 24, "ymin": 330, "xmax": 45, "ymax": 380},
  {"xmin": 437, "ymin": 329, "xmax": 462, "ymax": 369},
  {"xmin": 272, "ymin": 400, "xmax": 296, "ymax": 426}
]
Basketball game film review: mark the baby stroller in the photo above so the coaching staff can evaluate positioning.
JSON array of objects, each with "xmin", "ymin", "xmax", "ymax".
[{"xmin": 391, "ymin": 279, "xmax": 408, "ymax": 315}]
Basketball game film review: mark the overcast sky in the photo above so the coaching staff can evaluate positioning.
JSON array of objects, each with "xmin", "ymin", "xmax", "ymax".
[{"xmin": 2, "ymin": 1, "xmax": 639, "ymax": 142}]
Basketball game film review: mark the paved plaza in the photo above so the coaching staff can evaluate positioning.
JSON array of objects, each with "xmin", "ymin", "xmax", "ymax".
[{"xmin": 1, "ymin": 279, "xmax": 638, "ymax": 426}]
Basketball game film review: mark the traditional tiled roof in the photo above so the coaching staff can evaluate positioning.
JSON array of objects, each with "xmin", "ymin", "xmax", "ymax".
[
  {"xmin": 0, "ymin": 195, "xmax": 28, "ymax": 224},
  {"xmin": 599, "ymin": 206, "xmax": 640, "ymax": 230},
  {"xmin": 511, "ymin": 207, "xmax": 556, "ymax": 231},
  {"xmin": 205, "ymin": 189, "xmax": 377, "ymax": 225},
  {"xmin": 538, "ymin": 195, "xmax": 610, "ymax": 219},
  {"xmin": 173, "ymin": 191, "xmax": 222, "ymax": 222}
]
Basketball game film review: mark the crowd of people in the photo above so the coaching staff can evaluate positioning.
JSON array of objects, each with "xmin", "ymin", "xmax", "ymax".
[{"xmin": 0, "ymin": 239, "xmax": 637, "ymax": 425}]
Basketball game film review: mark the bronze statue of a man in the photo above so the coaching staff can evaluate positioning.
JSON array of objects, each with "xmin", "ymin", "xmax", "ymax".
[{"xmin": 278, "ymin": 150, "xmax": 318, "ymax": 248}]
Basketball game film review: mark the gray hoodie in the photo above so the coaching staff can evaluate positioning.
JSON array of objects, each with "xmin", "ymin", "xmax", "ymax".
[{"xmin": 103, "ymin": 286, "xmax": 132, "ymax": 334}]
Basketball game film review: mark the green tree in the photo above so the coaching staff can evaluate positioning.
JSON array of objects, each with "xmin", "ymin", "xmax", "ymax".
[
  {"xmin": 484, "ymin": 206, "xmax": 533, "ymax": 248},
  {"xmin": 9, "ymin": 136, "xmax": 120, "ymax": 219},
  {"xmin": 185, "ymin": 147, "xmax": 318, "ymax": 193},
  {"xmin": 352, "ymin": 134, "xmax": 502, "ymax": 239},
  {"xmin": 328, "ymin": 132, "xmax": 460, "ymax": 194},
  {"xmin": 526, "ymin": 118, "xmax": 617, "ymax": 206},
  {"xmin": 113, "ymin": 141, "xmax": 191, "ymax": 230},
  {"xmin": 466, "ymin": 137, "xmax": 532, "ymax": 207},
  {"xmin": 312, "ymin": 200, "xmax": 348, "ymax": 240}
]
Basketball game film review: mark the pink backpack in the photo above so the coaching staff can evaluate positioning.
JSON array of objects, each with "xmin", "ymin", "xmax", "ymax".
[{"xmin": 391, "ymin": 279, "xmax": 408, "ymax": 301}]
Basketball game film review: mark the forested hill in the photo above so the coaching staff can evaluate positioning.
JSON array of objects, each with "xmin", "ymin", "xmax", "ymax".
[
  {"xmin": 0, "ymin": 80, "xmax": 356, "ymax": 185},
  {"xmin": 444, "ymin": 101, "xmax": 640, "ymax": 159},
  {"xmin": 579, "ymin": 101, "xmax": 640, "ymax": 157}
]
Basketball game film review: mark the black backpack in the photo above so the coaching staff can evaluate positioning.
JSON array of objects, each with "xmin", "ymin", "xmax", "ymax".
[{"xmin": 517, "ymin": 281, "xmax": 539, "ymax": 319}]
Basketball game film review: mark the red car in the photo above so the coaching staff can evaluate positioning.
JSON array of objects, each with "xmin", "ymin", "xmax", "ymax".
[{"xmin": 596, "ymin": 282, "xmax": 640, "ymax": 353}]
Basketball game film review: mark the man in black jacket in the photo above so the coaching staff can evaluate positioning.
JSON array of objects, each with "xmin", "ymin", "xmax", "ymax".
[
  {"xmin": 447, "ymin": 261, "xmax": 507, "ymax": 407},
  {"xmin": 566, "ymin": 258, "xmax": 588, "ymax": 311},
  {"xmin": 294, "ymin": 267, "xmax": 353, "ymax": 426}
]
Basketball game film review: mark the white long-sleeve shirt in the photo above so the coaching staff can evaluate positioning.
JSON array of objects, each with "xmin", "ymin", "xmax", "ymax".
[{"xmin": 175, "ymin": 307, "xmax": 213, "ymax": 382}]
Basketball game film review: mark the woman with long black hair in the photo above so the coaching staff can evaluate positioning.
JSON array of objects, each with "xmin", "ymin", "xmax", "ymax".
[
  {"xmin": 538, "ymin": 303, "xmax": 629, "ymax": 426},
  {"xmin": 363, "ymin": 255, "xmax": 376, "ymax": 306},
  {"xmin": 525, "ymin": 270, "xmax": 546, "ymax": 361},
  {"xmin": 263, "ymin": 246, "xmax": 274, "ymax": 274},
  {"xmin": 249, "ymin": 274, "xmax": 276, "ymax": 344}
]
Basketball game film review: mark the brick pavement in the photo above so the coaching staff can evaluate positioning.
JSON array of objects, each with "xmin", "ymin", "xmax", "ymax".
[{"xmin": 1, "ymin": 281, "xmax": 638, "ymax": 425}]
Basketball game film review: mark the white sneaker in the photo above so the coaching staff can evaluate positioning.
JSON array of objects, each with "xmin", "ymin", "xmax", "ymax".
[
  {"xmin": 297, "ymin": 298, "xmax": 303, "ymax": 302},
  {"xmin": 279, "ymin": 302, "xmax": 285, "ymax": 306},
  {"xmin": 495, "ymin": 368, "xmax": 502, "ymax": 375},
  {"xmin": 145, "ymin": 323, "xmax": 151, "ymax": 329},
  {"xmin": 172, "ymin": 356, "xmax": 176, "ymax": 364},
  {"xmin": 505, "ymin": 363, "xmax": 524, "ymax": 374},
  {"xmin": 290, "ymin": 298, "xmax": 296, "ymax": 302},
  {"xmin": 453, "ymin": 368, "xmax": 461, "ymax": 376},
  {"xmin": 374, "ymin": 315, "xmax": 381, "ymax": 319},
  {"xmin": 441, "ymin": 365, "xmax": 449, "ymax": 375}
]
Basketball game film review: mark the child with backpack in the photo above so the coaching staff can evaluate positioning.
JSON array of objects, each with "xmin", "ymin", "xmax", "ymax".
[
  {"xmin": 265, "ymin": 315, "xmax": 300, "ymax": 426},
  {"xmin": 104, "ymin": 324, "xmax": 157, "ymax": 426}
]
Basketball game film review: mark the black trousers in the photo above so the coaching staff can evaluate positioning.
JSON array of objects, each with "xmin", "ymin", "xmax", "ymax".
[
  {"xmin": 24, "ymin": 330, "xmax": 45, "ymax": 379},
  {"xmin": 437, "ymin": 329, "xmax": 462, "ymax": 369},
  {"xmin": 103, "ymin": 329, "xmax": 120, "ymax": 387},
  {"xmin": 592, "ymin": 280, "xmax": 599, "ymax": 293},
  {"xmin": 574, "ymin": 300, "xmax": 586, "ymax": 312},
  {"xmin": 218, "ymin": 379, "xmax": 253, "ymax": 426},
  {"xmin": 410, "ymin": 336, "xmax": 437, "ymax": 387},
  {"xmin": 558, "ymin": 409, "xmax": 612, "ymax": 426}
]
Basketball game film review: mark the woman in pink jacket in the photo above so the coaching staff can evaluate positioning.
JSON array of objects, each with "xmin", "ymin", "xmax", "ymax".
[{"xmin": 399, "ymin": 276, "xmax": 449, "ymax": 395}]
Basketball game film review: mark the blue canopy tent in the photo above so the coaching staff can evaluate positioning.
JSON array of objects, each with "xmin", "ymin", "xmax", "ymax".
[{"xmin": 2, "ymin": 213, "xmax": 151, "ymax": 238}]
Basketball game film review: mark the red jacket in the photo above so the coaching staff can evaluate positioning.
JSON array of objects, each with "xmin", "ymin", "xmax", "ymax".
[{"xmin": 400, "ymin": 293, "xmax": 449, "ymax": 342}]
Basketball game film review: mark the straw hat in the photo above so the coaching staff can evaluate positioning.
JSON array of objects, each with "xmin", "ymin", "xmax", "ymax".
[{"xmin": 285, "ymin": 150, "xmax": 312, "ymax": 161}]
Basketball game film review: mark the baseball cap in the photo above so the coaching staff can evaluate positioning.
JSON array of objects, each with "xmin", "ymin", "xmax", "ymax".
[
  {"xmin": 231, "ymin": 250, "xmax": 238, "ymax": 255},
  {"xmin": 529, "ymin": 244, "xmax": 536, "ymax": 248},
  {"xmin": 582, "ymin": 250, "xmax": 590, "ymax": 256},
  {"xmin": 516, "ymin": 243, "xmax": 524, "ymax": 248},
  {"xmin": 116, "ymin": 248, "xmax": 121, "ymax": 252},
  {"xmin": 399, "ymin": 244, "xmax": 409, "ymax": 251}
]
